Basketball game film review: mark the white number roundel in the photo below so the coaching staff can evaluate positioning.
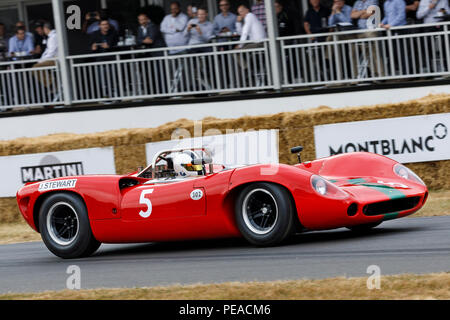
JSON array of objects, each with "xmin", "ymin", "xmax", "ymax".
[{"xmin": 190, "ymin": 189, "xmax": 203, "ymax": 200}]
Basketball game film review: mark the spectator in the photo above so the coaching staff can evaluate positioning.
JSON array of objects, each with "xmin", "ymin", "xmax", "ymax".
[
  {"xmin": 8, "ymin": 26, "xmax": 34, "ymax": 56},
  {"xmin": 275, "ymin": 0, "xmax": 295, "ymax": 37},
  {"xmin": 90, "ymin": 19, "xmax": 118, "ymax": 54},
  {"xmin": 328, "ymin": 0, "xmax": 353, "ymax": 26},
  {"xmin": 213, "ymin": 0, "xmax": 237, "ymax": 35},
  {"xmin": 351, "ymin": 0, "xmax": 379, "ymax": 30},
  {"xmin": 187, "ymin": 4, "xmax": 198, "ymax": 19},
  {"xmin": 350, "ymin": 1, "xmax": 384, "ymax": 78},
  {"xmin": 380, "ymin": 0, "xmax": 407, "ymax": 29},
  {"xmin": 235, "ymin": 4, "xmax": 266, "ymax": 49},
  {"xmin": 83, "ymin": 10, "xmax": 119, "ymax": 35},
  {"xmin": 38, "ymin": 22, "xmax": 57, "ymax": 62},
  {"xmin": 417, "ymin": 0, "xmax": 450, "ymax": 24},
  {"xmin": 136, "ymin": 13, "xmax": 165, "ymax": 49},
  {"xmin": 0, "ymin": 23, "xmax": 8, "ymax": 59},
  {"xmin": 304, "ymin": 0, "xmax": 331, "ymax": 40},
  {"xmin": 405, "ymin": 0, "xmax": 420, "ymax": 24},
  {"xmin": 15, "ymin": 21, "xmax": 34, "ymax": 42},
  {"xmin": 33, "ymin": 21, "xmax": 47, "ymax": 57},
  {"xmin": 251, "ymin": 0, "xmax": 266, "ymax": 30},
  {"xmin": 185, "ymin": 7, "xmax": 214, "ymax": 51},
  {"xmin": 160, "ymin": 1, "xmax": 189, "ymax": 54},
  {"xmin": 90, "ymin": 19, "xmax": 118, "ymax": 98},
  {"xmin": 32, "ymin": 23, "xmax": 58, "ymax": 96}
]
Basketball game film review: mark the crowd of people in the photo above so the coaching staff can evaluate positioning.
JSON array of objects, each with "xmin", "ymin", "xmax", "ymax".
[
  {"xmin": 0, "ymin": 0, "xmax": 448, "ymax": 60},
  {"xmin": 0, "ymin": 0, "xmax": 448, "ymax": 106},
  {"xmin": 78, "ymin": 0, "xmax": 449, "ymax": 57}
]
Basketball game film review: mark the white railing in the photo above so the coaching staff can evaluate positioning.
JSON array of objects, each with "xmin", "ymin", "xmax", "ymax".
[
  {"xmin": 0, "ymin": 22, "xmax": 449, "ymax": 109},
  {"xmin": 0, "ymin": 58, "xmax": 62, "ymax": 109},
  {"xmin": 279, "ymin": 22, "xmax": 450, "ymax": 87},
  {"xmin": 67, "ymin": 39, "xmax": 272, "ymax": 103}
]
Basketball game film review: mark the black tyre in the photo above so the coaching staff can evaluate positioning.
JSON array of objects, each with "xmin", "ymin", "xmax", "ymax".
[
  {"xmin": 38, "ymin": 193, "xmax": 101, "ymax": 259},
  {"xmin": 346, "ymin": 222, "xmax": 382, "ymax": 233},
  {"xmin": 235, "ymin": 182, "xmax": 296, "ymax": 246}
]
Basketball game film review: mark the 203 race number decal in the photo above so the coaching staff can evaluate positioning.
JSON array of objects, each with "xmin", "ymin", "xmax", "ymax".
[
  {"xmin": 190, "ymin": 189, "xmax": 203, "ymax": 201},
  {"xmin": 139, "ymin": 189, "xmax": 154, "ymax": 218}
]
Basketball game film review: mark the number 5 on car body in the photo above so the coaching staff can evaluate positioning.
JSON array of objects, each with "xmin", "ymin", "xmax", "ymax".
[{"xmin": 139, "ymin": 189, "xmax": 154, "ymax": 218}]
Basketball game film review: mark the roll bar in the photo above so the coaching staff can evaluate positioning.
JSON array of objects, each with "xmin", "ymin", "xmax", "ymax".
[{"xmin": 137, "ymin": 147, "xmax": 214, "ymax": 179}]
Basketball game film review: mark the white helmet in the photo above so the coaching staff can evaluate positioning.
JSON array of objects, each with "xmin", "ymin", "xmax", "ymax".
[{"xmin": 171, "ymin": 151, "xmax": 204, "ymax": 177}]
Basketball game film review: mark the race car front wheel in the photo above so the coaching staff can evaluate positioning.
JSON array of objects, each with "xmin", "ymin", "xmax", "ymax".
[
  {"xmin": 39, "ymin": 193, "xmax": 101, "ymax": 259},
  {"xmin": 235, "ymin": 182, "xmax": 296, "ymax": 246}
]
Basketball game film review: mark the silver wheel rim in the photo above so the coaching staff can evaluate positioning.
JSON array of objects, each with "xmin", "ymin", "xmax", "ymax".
[
  {"xmin": 46, "ymin": 202, "xmax": 79, "ymax": 246},
  {"xmin": 242, "ymin": 188, "xmax": 278, "ymax": 235}
]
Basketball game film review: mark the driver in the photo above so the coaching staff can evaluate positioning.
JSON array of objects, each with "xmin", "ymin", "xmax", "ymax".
[{"xmin": 171, "ymin": 150, "xmax": 204, "ymax": 177}]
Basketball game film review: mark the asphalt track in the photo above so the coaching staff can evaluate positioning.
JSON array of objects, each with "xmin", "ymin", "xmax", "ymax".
[{"xmin": 0, "ymin": 216, "xmax": 449, "ymax": 294}]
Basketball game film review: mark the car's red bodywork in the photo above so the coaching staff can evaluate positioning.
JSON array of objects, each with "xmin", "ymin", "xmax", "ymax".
[{"xmin": 16, "ymin": 152, "xmax": 428, "ymax": 243}]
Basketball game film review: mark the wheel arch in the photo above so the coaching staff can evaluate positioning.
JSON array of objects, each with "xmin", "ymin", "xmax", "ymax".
[
  {"xmin": 226, "ymin": 181, "xmax": 305, "ymax": 232},
  {"xmin": 33, "ymin": 190, "xmax": 87, "ymax": 233}
]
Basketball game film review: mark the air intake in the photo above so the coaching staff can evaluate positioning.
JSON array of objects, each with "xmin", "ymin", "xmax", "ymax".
[{"xmin": 363, "ymin": 197, "xmax": 421, "ymax": 216}]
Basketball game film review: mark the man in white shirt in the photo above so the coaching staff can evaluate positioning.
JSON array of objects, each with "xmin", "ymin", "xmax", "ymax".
[
  {"xmin": 160, "ymin": 1, "xmax": 189, "ymax": 54},
  {"xmin": 38, "ymin": 23, "xmax": 57, "ymax": 62},
  {"xmin": 235, "ymin": 4, "xmax": 266, "ymax": 49},
  {"xmin": 416, "ymin": 0, "xmax": 449, "ymax": 24},
  {"xmin": 33, "ymin": 23, "xmax": 58, "ymax": 90},
  {"xmin": 234, "ymin": 5, "xmax": 267, "ymax": 77}
]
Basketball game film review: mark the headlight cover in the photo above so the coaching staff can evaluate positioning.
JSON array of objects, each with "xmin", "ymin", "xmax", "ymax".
[
  {"xmin": 310, "ymin": 175, "xmax": 349, "ymax": 199},
  {"xmin": 393, "ymin": 164, "xmax": 426, "ymax": 186}
]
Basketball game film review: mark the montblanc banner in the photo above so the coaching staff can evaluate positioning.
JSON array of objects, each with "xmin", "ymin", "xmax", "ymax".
[
  {"xmin": 314, "ymin": 113, "xmax": 450, "ymax": 163},
  {"xmin": 0, "ymin": 147, "xmax": 116, "ymax": 197}
]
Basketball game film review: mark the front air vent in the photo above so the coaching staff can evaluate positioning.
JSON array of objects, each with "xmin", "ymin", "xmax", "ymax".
[
  {"xmin": 363, "ymin": 197, "xmax": 421, "ymax": 216},
  {"xmin": 119, "ymin": 178, "xmax": 140, "ymax": 190}
]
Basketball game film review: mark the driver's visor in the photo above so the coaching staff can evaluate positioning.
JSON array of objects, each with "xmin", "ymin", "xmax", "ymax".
[{"xmin": 182, "ymin": 164, "xmax": 203, "ymax": 171}]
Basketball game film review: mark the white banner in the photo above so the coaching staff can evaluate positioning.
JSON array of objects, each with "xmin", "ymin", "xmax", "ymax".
[
  {"xmin": 0, "ymin": 147, "xmax": 116, "ymax": 197},
  {"xmin": 314, "ymin": 113, "xmax": 450, "ymax": 163},
  {"xmin": 146, "ymin": 130, "xmax": 279, "ymax": 166}
]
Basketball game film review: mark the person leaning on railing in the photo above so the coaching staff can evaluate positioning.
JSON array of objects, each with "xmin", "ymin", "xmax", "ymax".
[
  {"xmin": 136, "ymin": 12, "xmax": 166, "ymax": 56},
  {"xmin": 184, "ymin": 7, "xmax": 214, "ymax": 53},
  {"xmin": 349, "ymin": 0, "xmax": 385, "ymax": 79},
  {"xmin": 213, "ymin": 0, "xmax": 237, "ymax": 36},
  {"xmin": 89, "ymin": 19, "xmax": 118, "ymax": 57},
  {"xmin": 234, "ymin": 4, "xmax": 266, "ymax": 84},
  {"xmin": 32, "ymin": 22, "xmax": 58, "ymax": 99},
  {"xmin": 417, "ymin": 0, "xmax": 449, "ymax": 24},
  {"xmin": 235, "ymin": 4, "xmax": 266, "ymax": 50},
  {"xmin": 328, "ymin": 0, "xmax": 353, "ymax": 26},
  {"xmin": 379, "ymin": 0, "xmax": 407, "ymax": 75},
  {"xmin": 303, "ymin": 0, "xmax": 331, "ymax": 42}
]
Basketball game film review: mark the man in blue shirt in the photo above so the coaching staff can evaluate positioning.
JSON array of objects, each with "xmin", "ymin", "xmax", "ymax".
[
  {"xmin": 8, "ymin": 26, "xmax": 34, "ymax": 56},
  {"xmin": 351, "ymin": 0, "xmax": 379, "ymax": 29},
  {"xmin": 328, "ymin": 0, "xmax": 353, "ymax": 26},
  {"xmin": 380, "ymin": 0, "xmax": 407, "ymax": 29},
  {"xmin": 213, "ymin": 0, "xmax": 237, "ymax": 35}
]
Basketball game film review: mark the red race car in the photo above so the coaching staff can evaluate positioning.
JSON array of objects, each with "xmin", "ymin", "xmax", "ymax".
[{"xmin": 16, "ymin": 147, "xmax": 428, "ymax": 259}]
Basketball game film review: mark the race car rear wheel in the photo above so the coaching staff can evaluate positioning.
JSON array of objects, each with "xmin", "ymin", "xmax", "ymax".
[
  {"xmin": 235, "ymin": 183, "xmax": 295, "ymax": 246},
  {"xmin": 346, "ymin": 222, "xmax": 382, "ymax": 233},
  {"xmin": 39, "ymin": 193, "xmax": 101, "ymax": 259}
]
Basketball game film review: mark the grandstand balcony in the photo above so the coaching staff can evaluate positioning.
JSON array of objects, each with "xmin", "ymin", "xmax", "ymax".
[{"xmin": 0, "ymin": 0, "xmax": 449, "ymax": 112}]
